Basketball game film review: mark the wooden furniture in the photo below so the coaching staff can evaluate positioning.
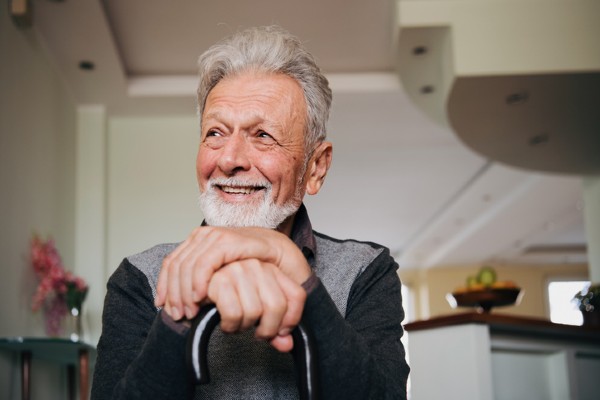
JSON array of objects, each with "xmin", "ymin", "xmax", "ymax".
[
  {"xmin": 0, "ymin": 337, "xmax": 95, "ymax": 400},
  {"xmin": 404, "ymin": 312, "xmax": 600, "ymax": 400}
]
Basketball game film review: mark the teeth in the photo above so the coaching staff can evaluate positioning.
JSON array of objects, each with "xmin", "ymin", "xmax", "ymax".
[{"xmin": 221, "ymin": 186, "xmax": 258, "ymax": 194}]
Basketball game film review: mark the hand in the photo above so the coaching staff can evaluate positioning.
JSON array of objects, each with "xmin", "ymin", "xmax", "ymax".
[
  {"xmin": 206, "ymin": 259, "xmax": 306, "ymax": 352},
  {"xmin": 154, "ymin": 226, "xmax": 311, "ymax": 321}
]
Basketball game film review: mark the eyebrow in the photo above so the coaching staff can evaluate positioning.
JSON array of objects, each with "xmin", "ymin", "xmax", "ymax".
[{"xmin": 202, "ymin": 110, "xmax": 283, "ymax": 135}]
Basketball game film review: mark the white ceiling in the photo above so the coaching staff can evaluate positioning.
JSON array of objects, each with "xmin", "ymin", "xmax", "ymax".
[{"xmin": 29, "ymin": 0, "xmax": 587, "ymax": 269}]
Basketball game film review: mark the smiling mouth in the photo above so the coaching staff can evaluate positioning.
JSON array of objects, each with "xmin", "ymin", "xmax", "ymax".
[{"xmin": 217, "ymin": 185, "xmax": 266, "ymax": 195}]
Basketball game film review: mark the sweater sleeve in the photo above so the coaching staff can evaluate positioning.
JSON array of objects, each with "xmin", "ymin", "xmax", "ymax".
[
  {"xmin": 302, "ymin": 248, "xmax": 410, "ymax": 399},
  {"xmin": 91, "ymin": 259, "xmax": 195, "ymax": 400}
]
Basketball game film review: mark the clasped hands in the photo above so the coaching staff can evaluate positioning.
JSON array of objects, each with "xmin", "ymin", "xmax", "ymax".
[{"xmin": 154, "ymin": 226, "xmax": 312, "ymax": 352}]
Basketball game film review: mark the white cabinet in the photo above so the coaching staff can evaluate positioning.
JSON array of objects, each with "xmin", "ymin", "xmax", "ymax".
[{"xmin": 405, "ymin": 313, "xmax": 600, "ymax": 400}]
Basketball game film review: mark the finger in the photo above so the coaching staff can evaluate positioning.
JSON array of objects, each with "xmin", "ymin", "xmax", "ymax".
[
  {"xmin": 155, "ymin": 230, "xmax": 199, "ymax": 307},
  {"xmin": 156, "ymin": 256, "xmax": 170, "ymax": 307},
  {"xmin": 178, "ymin": 252, "xmax": 204, "ymax": 319},
  {"xmin": 227, "ymin": 261, "xmax": 264, "ymax": 330},
  {"xmin": 273, "ymin": 268, "xmax": 307, "ymax": 336},
  {"xmin": 182, "ymin": 227, "xmax": 241, "ymax": 304},
  {"xmin": 191, "ymin": 257, "xmax": 221, "ymax": 305},
  {"xmin": 209, "ymin": 272, "xmax": 242, "ymax": 333},
  {"xmin": 269, "ymin": 334, "xmax": 294, "ymax": 353},
  {"xmin": 157, "ymin": 225, "xmax": 229, "ymax": 308},
  {"xmin": 192, "ymin": 227, "xmax": 281, "ymax": 279},
  {"xmin": 253, "ymin": 264, "xmax": 288, "ymax": 340},
  {"xmin": 165, "ymin": 259, "xmax": 183, "ymax": 320}
]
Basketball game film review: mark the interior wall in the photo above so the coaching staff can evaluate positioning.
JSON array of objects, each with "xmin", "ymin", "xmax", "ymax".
[
  {"xmin": 399, "ymin": 263, "xmax": 589, "ymax": 320},
  {"xmin": 106, "ymin": 116, "xmax": 203, "ymax": 277},
  {"xmin": 0, "ymin": 6, "xmax": 77, "ymax": 399}
]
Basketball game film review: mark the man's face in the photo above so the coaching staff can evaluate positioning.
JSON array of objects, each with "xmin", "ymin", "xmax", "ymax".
[{"xmin": 197, "ymin": 71, "xmax": 309, "ymax": 232}]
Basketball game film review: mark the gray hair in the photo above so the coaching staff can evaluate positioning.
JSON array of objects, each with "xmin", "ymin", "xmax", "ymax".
[{"xmin": 197, "ymin": 26, "xmax": 332, "ymax": 152}]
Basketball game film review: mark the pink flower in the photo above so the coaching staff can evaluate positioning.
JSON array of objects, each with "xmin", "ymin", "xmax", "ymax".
[
  {"xmin": 30, "ymin": 235, "xmax": 88, "ymax": 317},
  {"xmin": 30, "ymin": 235, "xmax": 63, "ymax": 278}
]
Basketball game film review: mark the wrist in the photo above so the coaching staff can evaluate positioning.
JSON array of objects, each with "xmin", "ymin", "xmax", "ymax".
[
  {"xmin": 160, "ymin": 309, "xmax": 191, "ymax": 335},
  {"xmin": 301, "ymin": 272, "xmax": 319, "ymax": 295}
]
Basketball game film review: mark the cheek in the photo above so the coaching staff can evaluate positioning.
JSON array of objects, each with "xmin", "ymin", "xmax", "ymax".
[
  {"xmin": 196, "ymin": 148, "xmax": 217, "ymax": 187},
  {"xmin": 259, "ymin": 156, "xmax": 303, "ymax": 194}
]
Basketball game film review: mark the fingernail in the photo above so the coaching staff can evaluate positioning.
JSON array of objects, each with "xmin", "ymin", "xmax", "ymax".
[
  {"xmin": 184, "ymin": 306, "xmax": 193, "ymax": 319},
  {"xmin": 171, "ymin": 307, "xmax": 181, "ymax": 320},
  {"xmin": 278, "ymin": 328, "xmax": 291, "ymax": 336},
  {"xmin": 192, "ymin": 290, "xmax": 200, "ymax": 302}
]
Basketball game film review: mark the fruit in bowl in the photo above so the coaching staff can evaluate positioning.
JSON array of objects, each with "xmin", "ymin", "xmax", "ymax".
[
  {"xmin": 454, "ymin": 266, "xmax": 517, "ymax": 292},
  {"xmin": 448, "ymin": 266, "xmax": 522, "ymax": 312}
]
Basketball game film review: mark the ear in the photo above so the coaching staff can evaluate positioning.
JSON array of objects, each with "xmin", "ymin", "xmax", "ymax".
[{"xmin": 305, "ymin": 141, "xmax": 333, "ymax": 195}]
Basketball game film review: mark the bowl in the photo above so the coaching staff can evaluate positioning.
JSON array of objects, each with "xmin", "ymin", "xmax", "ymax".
[{"xmin": 447, "ymin": 288, "xmax": 523, "ymax": 313}]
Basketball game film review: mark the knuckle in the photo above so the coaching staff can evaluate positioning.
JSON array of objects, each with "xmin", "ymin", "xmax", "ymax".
[
  {"xmin": 264, "ymin": 296, "xmax": 287, "ymax": 316},
  {"xmin": 220, "ymin": 321, "xmax": 235, "ymax": 333},
  {"xmin": 221, "ymin": 307, "xmax": 243, "ymax": 323},
  {"xmin": 228, "ymin": 262, "xmax": 243, "ymax": 274},
  {"xmin": 247, "ymin": 304, "xmax": 263, "ymax": 321}
]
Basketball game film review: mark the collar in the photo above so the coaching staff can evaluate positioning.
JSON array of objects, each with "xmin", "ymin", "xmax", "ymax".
[{"xmin": 290, "ymin": 203, "xmax": 316, "ymax": 266}]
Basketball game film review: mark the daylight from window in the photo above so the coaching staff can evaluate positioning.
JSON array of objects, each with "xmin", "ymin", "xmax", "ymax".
[{"xmin": 548, "ymin": 281, "xmax": 590, "ymax": 325}]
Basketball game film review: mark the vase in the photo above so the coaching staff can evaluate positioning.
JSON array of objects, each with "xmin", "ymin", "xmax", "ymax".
[
  {"xmin": 43, "ymin": 295, "xmax": 68, "ymax": 337},
  {"xmin": 66, "ymin": 305, "xmax": 84, "ymax": 341}
]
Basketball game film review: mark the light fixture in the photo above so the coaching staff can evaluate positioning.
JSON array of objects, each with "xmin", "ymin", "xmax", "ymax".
[
  {"xmin": 505, "ymin": 91, "xmax": 529, "ymax": 105},
  {"xmin": 79, "ymin": 61, "xmax": 96, "ymax": 71},
  {"xmin": 529, "ymin": 133, "xmax": 549, "ymax": 147},
  {"xmin": 420, "ymin": 85, "xmax": 434, "ymax": 94},
  {"xmin": 412, "ymin": 46, "xmax": 428, "ymax": 56}
]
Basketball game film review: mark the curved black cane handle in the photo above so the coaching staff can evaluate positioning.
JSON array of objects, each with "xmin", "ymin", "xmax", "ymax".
[{"xmin": 186, "ymin": 304, "xmax": 319, "ymax": 400}]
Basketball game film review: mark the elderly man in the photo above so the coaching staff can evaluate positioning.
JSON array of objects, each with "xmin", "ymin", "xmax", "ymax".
[{"xmin": 92, "ymin": 26, "xmax": 409, "ymax": 399}]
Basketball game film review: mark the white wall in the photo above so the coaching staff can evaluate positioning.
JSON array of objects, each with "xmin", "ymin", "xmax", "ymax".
[
  {"xmin": 106, "ymin": 116, "xmax": 203, "ymax": 276},
  {"xmin": 0, "ymin": 5, "xmax": 77, "ymax": 398}
]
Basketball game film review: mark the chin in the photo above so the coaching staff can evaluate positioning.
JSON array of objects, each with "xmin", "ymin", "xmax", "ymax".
[{"xmin": 199, "ymin": 191, "xmax": 300, "ymax": 229}]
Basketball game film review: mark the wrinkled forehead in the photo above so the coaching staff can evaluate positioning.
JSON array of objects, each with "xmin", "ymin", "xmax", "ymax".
[
  {"xmin": 202, "ymin": 72, "xmax": 308, "ymax": 138},
  {"xmin": 205, "ymin": 70, "xmax": 307, "ymax": 112}
]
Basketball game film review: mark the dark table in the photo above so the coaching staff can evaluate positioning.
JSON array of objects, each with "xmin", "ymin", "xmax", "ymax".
[{"xmin": 0, "ymin": 337, "xmax": 96, "ymax": 400}]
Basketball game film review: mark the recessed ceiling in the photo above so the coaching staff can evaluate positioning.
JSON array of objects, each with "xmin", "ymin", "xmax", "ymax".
[{"xmin": 102, "ymin": 0, "xmax": 397, "ymax": 75}]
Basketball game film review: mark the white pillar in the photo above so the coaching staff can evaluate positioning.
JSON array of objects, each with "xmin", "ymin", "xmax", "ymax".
[
  {"xmin": 583, "ymin": 176, "xmax": 600, "ymax": 283},
  {"xmin": 75, "ymin": 105, "xmax": 107, "ymax": 344}
]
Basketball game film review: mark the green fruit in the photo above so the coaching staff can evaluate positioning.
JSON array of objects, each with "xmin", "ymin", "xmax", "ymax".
[{"xmin": 477, "ymin": 266, "xmax": 497, "ymax": 287}]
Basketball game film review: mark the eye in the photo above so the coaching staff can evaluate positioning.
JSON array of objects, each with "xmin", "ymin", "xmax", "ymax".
[
  {"xmin": 254, "ymin": 131, "xmax": 278, "ymax": 147},
  {"xmin": 257, "ymin": 131, "xmax": 274, "ymax": 140},
  {"xmin": 205, "ymin": 130, "xmax": 222, "ymax": 137},
  {"xmin": 202, "ymin": 130, "xmax": 226, "ymax": 149}
]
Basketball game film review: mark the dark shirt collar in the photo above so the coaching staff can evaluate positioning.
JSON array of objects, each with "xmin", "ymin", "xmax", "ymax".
[{"xmin": 290, "ymin": 203, "xmax": 316, "ymax": 265}]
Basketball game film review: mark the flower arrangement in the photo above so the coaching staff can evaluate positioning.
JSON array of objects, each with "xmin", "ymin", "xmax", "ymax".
[
  {"xmin": 30, "ymin": 234, "xmax": 88, "ymax": 336},
  {"xmin": 573, "ymin": 283, "xmax": 600, "ymax": 313}
]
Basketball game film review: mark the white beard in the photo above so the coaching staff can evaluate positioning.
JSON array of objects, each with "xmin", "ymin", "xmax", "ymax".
[{"xmin": 198, "ymin": 177, "xmax": 301, "ymax": 229}]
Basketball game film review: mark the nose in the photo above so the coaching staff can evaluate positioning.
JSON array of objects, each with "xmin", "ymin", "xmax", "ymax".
[{"xmin": 216, "ymin": 133, "xmax": 251, "ymax": 175}]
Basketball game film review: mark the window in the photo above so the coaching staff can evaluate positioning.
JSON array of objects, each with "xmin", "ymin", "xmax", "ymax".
[{"xmin": 547, "ymin": 280, "xmax": 590, "ymax": 325}]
